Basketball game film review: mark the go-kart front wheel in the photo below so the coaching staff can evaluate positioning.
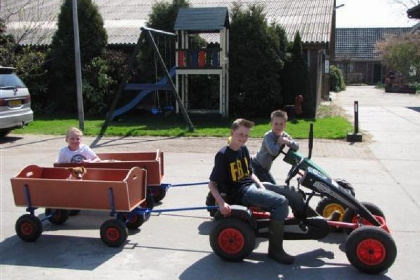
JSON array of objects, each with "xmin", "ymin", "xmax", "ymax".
[
  {"xmin": 342, "ymin": 202, "xmax": 385, "ymax": 235},
  {"xmin": 210, "ymin": 217, "xmax": 256, "ymax": 261},
  {"xmin": 345, "ymin": 226, "xmax": 397, "ymax": 274}
]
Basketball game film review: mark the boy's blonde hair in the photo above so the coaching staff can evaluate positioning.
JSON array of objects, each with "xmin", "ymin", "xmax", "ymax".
[
  {"xmin": 66, "ymin": 127, "xmax": 83, "ymax": 141},
  {"xmin": 271, "ymin": 110, "xmax": 288, "ymax": 121},
  {"xmin": 231, "ymin": 118, "xmax": 254, "ymax": 130}
]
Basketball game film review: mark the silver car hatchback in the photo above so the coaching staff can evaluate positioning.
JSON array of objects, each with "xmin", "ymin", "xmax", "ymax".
[{"xmin": 0, "ymin": 66, "xmax": 33, "ymax": 137}]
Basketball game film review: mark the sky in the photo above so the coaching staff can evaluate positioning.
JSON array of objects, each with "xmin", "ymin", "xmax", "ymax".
[{"xmin": 335, "ymin": 0, "xmax": 419, "ymax": 28}]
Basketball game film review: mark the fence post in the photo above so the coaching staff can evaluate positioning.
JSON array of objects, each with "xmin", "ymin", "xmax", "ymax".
[{"xmin": 347, "ymin": 101, "xmax": 363, "ymax": 142}]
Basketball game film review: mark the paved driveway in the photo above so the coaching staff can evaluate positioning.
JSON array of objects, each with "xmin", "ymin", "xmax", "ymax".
[{"xmin": 0, "ymin": 86, "xmax": 419, "ymax": 279}]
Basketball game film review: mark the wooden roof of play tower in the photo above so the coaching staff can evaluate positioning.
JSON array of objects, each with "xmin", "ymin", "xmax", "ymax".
[{"xmin": 174, "ymin": 7, "xmax": 229, "ymax": 33}]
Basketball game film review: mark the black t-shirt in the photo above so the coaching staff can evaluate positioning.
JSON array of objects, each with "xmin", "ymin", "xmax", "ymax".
[{"xmin": 209, "ymin": 145, "xmax": 254, "ymax": 201}]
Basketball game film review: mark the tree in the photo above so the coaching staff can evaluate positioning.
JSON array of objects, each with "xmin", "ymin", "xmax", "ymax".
[
  {"xmin": 1, "ymin": 0, "xmax": 57, "ymax": 46},
  {"xmin": 1, "ymin": 18, "xmax": 48, "ymax": 113},
  {"xmin": 281, "ymin": 32, "xmax": 314, "ymax": 118},
  {"xmin": 389, "ymin": 0, "xmax": 420, "ymax": 9},
  {"xmin": 135, "ymin": 0, "xmax": 190, "ymax": 84},
  {"xmin": 47, "ymin": 0, "xmax": 107, "ymax": 113},
  {"xmin": 229, "ymin": 3, "xmax": 285, "ymax": 117},
  {"xmin": 375, "ymin": 33, "xmax": 420, "ymax": 83},
  {"xmin": 0, "ymin": 18, "xmax": 16, "ymax": 65}
]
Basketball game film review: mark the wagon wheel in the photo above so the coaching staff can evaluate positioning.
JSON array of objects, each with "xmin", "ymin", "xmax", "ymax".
[
  {"xmin": 142, "ymin": 193, "xmax": 155, "ymax": 210},
  {"xmin": 342, "ymin": 202, "xmax": 385, "ymax": 235},
  {"xmin": 345, "ymin": 226, "xmax": 397, "ymax": 274},
  {"xmin": 15, "ymin": 214, "xmax": 42, "ymax": 242},
  {"xmin": 100, "ymin": 219, "xmax": 128, "ymax": 247},
  {"xmin": 151, "ymin": 185, "xmax": 167, "ymax": 203},
  {"xmin": 119, "ymin": 213, "xmax": 145, "ymax": 230},
  {"xmin": 210, "ymin": 217, "xmax": 256, "ymax": 261},
  {"xmin": 316, "ymin": 197, "xmax": 346, "ymax": 232},
  {"xmin": 69, "ymin": 210, "xmax": 81, "ymax": 216},
  {"xmin": 45, "ymin": 208, "xmax": 69, "ymax": 225}
]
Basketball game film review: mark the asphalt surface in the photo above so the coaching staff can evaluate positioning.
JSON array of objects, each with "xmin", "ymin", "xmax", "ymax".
[{"xmin": 0, "ymin": 86, "xmax": 419, "ymax": 280}]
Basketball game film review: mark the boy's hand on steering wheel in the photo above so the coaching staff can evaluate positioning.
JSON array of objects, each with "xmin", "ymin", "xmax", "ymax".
[{"xmin": 277, "ymin": 136, "xmax": 290, "ymax": 146}]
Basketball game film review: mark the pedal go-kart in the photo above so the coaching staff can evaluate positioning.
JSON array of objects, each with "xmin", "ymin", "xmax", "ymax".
[
  {"xmin": 209, "ymin": 157, "xmax": 397, "ymax": 274},
  {"xmin": 281, "ymin": 124, "xmax": 355, "ymax": 224},
  {"xmin": 206, "ymin": 124, "xmax": 356, "ymax": 224}
]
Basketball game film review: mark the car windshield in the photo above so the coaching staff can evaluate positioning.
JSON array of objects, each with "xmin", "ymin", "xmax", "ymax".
[{"xmin": 0, "ymin": 73, "xmax": 26, "ymax": 88}]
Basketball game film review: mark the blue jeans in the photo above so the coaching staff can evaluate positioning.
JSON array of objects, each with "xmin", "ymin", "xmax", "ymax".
[
  {"xmin": 263, "ymin": 183, "xmax": 312, "ymax": 218},
  {"xmin": 242, "ymin": 184, "xmax": 289, "ymax": 221}
]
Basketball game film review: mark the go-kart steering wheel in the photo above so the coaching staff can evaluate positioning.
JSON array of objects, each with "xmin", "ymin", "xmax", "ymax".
[{"xmin": 285, "ymin": 157, "xmax": 306, "ymax": 185}]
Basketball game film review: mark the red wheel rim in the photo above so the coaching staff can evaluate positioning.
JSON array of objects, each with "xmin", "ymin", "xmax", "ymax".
[
  {"xmin": 356, "ymin": 238, "xmax": 386, "ymax": 266},
  {"xmin": 218, "ymin": 228, "xmax": 245, "ymax": 255},
  {"xmin": 106, "ymin": 227, "xmax": 120, "ymax": 242},
  {"xmin": 21, "ymin": 223, "xmax": 33, "ymax": 236},
  {"xmin": 129, "ymin": 215, "xmax": 138, "ymax": 223},
  {"xmin": 154, "ymin": 189, "xmax": 160, "ymax": 198}
]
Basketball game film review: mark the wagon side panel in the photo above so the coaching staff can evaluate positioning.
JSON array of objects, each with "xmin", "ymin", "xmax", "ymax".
[
  {"xmin": 124, "ymin": 168, "xmax": 147, "ymax": 210},
  {"xmin": 10, "ymin": 178, "xmax": 135, "ymax": 211}
]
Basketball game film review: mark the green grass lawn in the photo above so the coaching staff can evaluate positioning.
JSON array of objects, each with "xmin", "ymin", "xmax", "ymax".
[{"xmin": 13, "ymin": 109, "xmax": 353, "ymax": 139}]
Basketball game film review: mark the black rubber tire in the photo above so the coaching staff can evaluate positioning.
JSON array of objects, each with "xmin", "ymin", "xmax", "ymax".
[
  {"xmin": 119, "ymin": 213, "xmax": 145, "ymax": 230},
  {"xmin": 205, "ymin": 191, "xmax": 217, "ymax": 217},
  {"xmin": 316, "ymin": 197, "xmax": 347, "ymax": 219},
  {"xmin": 210, "ymin": 217, "xmax": 256, "ymax": 261},
  {"xmin": 100, "ymin": 219, "xmax": 128, "ymax": 247},
  {"xmin": 151, "ymin": 185, "xmax": 167, "ymax": 202},
  {"xmin": 336, "ymin": 178, "xmax": 356, "ymax": 197},
  {"xmin": 15, "ymin": 214, "xmax": 43, "ymax": 242},
  {"xmin": 45, "ymin": 208, "xmax": 69, "ymax": 225},
  {"xmin": 345, "ymin": 226, "xmax": 397, "ymax": 274},
  {"xmin": 142, "ymin": 193, "xmax": 155, "ymax": 210},
  {"xmin": 316, "ymin": 197, "xmax": 347, "ymax": 232},
  {"xmin": 342, "ymin": 202, "xmax": 386, "ymax": 235},
  {"xmin": 69, "ymin": 210, "xmax": 81, "ymax": 216},
  {"xmin": 0, "ymin": 129, "xmax": 12, "ymax": 138}
]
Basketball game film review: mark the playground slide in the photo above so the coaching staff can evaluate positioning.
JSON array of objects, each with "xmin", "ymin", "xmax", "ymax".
[{"xmin": 111, "ymin": 67, "xmax": 176, "ymax": 120}]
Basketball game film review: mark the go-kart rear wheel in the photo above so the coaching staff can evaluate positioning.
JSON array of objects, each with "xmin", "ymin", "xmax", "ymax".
[
  {"xmin": 15, "ymin": 214, "xmax": 42, "ymax": 242},
  {"xmin": 45, "ymin": 208, "xmax": 69, "ymax": 225},
  {"xmin": 336, "ymin": 178, "xmax": 355, "ymax": 197},
  {"xmin": 343, "ymin": 202, "xmax": 385, "ymax": 235},
  {"xmin": 316, "ymin": 197, "xmax": 346, "ymax": 231},
  {"xmin": 345, "ymin": 226, "xmax": 397, "ymax": 274},
  {"xmin": 210, "ymin": 217, "xmax": 256, "ymax": 261},
  {"xmin": 100, "ymin": 219, "xmax": 128, "ymax": 247}
]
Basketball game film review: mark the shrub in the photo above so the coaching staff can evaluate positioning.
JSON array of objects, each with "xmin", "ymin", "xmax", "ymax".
[{"xmin": 330, "ymin": 65, "xmax": 346, "ymax": 92}]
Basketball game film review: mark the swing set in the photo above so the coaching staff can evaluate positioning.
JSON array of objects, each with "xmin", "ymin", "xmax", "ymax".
[
  {"xmin": 104, "ymin": 26, "xmax": 194, "ymax": 132},
  {"xmin": 150, "ymin": 32, "xmax": 175, "ymax": 115}
]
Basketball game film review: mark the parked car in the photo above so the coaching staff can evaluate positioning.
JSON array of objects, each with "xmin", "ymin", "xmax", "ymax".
[{"xmin": 0, "ymin": 66, "xmax": 33, "ymax": 137}]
